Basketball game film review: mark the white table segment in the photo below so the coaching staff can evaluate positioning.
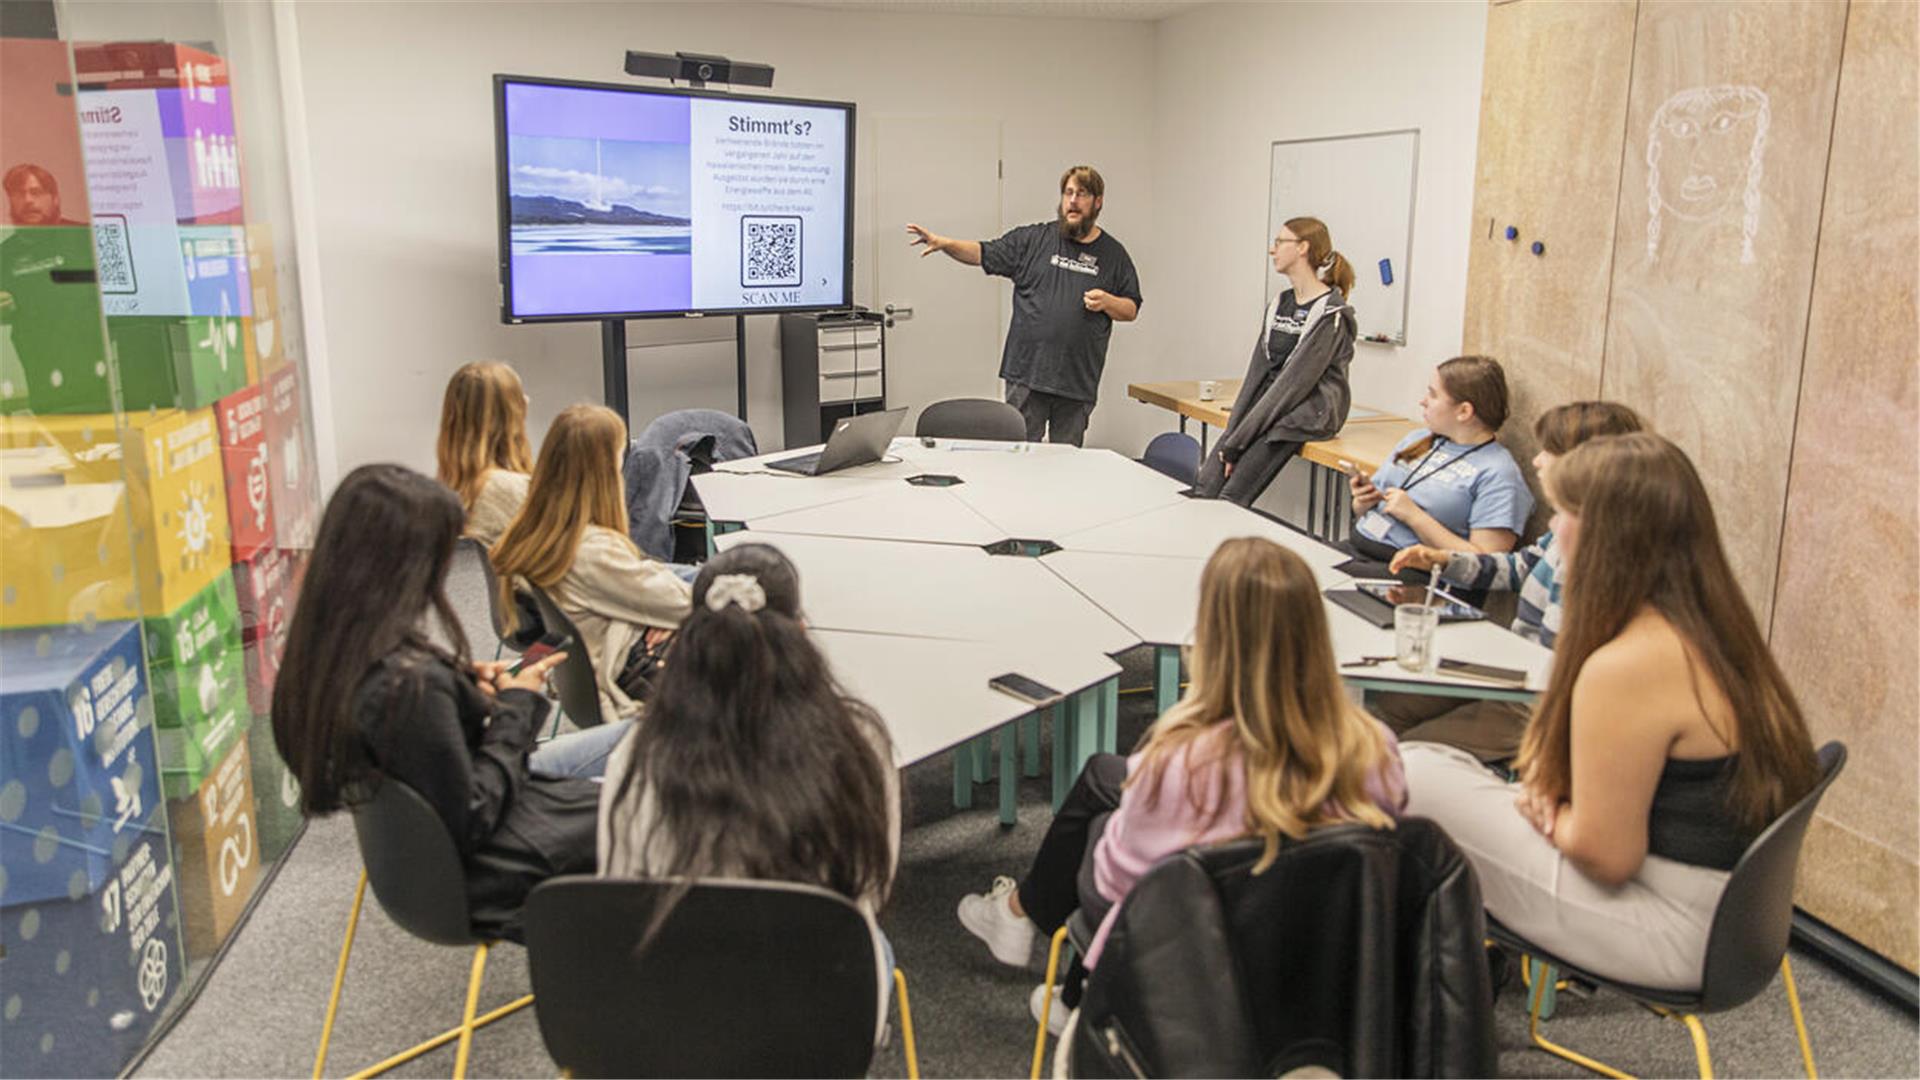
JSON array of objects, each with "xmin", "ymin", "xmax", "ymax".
[
  {"xmin": 944, "ymin": 450, "xmax": 1192, "ymax": 539},
  {"xmin": 714, "ymin": 530, "xmax": 1140, "ymax": 659},
  {"xmin": 812, "ymin": 628, "xmax": 1120, "ymax": 766},
  {"xmin": 1058, "ymin": 498, "xmax": 1352, "ymax": 583},
  {"xmin": 690, "ymin": 468, "xmax": 898, "ymax": 523},
  {"xmin": 742, "ymin": 483, "xmax": 1007, "ymax": 547}
]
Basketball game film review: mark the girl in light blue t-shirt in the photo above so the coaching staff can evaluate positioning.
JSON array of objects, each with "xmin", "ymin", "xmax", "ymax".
[{"xmin": 1348, "ymin": 356, "xmax": 1533, "ymax": 560}]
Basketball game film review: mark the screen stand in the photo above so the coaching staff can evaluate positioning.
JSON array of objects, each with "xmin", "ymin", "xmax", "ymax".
[
  {"xmin": 601, "ymin": 319, "xmax": 629, "ymax": 433},
  {"xmin": 735, "ymin": 314, "xmax": 748, "ymax": 423}
]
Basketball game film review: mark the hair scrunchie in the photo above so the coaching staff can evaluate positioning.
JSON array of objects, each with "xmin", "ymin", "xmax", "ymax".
[{"xmin": 704, "ymin": 573, "xmax": 767, "ymax": 613}]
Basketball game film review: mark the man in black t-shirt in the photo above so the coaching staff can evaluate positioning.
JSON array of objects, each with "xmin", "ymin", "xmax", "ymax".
[{"xmin": 907, "ymin": 165, "xmax": 1141, "ymax": 445}]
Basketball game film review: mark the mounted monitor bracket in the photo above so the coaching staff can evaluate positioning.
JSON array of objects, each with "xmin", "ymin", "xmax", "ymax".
[{"xmin": 623, "ymin": 50, "xmax": 775, "ymax": 90}]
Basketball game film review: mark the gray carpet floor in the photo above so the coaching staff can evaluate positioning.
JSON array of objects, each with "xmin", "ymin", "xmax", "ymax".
[{"xmin": 135, "ymin": 546, "xmax": 1919, "ymax": 1078}]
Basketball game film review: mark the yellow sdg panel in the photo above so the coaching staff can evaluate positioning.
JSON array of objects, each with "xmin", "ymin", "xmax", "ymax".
[{"xmin": 0, "ymin": 408, "xmax": 233, "ymax": 628}]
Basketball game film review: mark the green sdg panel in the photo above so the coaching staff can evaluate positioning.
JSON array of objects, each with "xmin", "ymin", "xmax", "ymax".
[
  {"xmin": 141, "ymin": 573, "xmax": 246, "ymax": 800},
  {"xmin": 0, "ymin": 224, "xmax": 115, "ymax": 415},
  {"xmin": 0, "ymin": 805, "xmax": 183, "ymax": 1078}
]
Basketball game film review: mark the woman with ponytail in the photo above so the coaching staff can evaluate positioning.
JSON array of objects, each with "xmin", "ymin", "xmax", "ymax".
[
  {"xmin": 598, "ymin": 542, "xmax": 900, "ymax": 1037},
  {"xmin": 1196, "ymin": 217, "xmax": 1358, "ymax": 506}
]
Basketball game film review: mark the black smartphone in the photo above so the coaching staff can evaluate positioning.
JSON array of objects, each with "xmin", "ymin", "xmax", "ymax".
[
  {"xmin": 1435, "ymin": 657, "xmax": 1528, "ymax": 686},
  {"xmin": 988, "ymin": 672, "xmax": 1063, "ymax": 706},
  {"xmin": 507, "ymin": 635, "xmax": 572, "ymax": 676}
]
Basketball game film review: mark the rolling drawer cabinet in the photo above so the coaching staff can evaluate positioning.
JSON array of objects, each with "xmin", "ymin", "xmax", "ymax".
[{"xmin": 779, "ymin": 310, "xmax": 888, "ymax": 448}]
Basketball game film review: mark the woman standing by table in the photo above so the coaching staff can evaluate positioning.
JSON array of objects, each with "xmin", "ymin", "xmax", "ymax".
[{"xmin": 1195, "ymin": 217, "xmax": 1356, "ymax": 507}]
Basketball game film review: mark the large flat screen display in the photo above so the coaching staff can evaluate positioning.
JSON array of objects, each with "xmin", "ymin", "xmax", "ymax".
[{"xmin": 495, "ymin": 75, "xmax": 854, "ymax": 322}]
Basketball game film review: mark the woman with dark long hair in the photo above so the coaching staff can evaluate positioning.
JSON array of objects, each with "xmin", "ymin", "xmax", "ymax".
[
  {"xmin": 272, "ymin": 464, "xmax": 627, "ymax": 940},
  {"xmin": 597, "ymin": 542, "xmax": 899, "ymax": 1032},
  {"xmin": 1403, "ymin": 434, "xmax": 1819, "ymax": 989}
]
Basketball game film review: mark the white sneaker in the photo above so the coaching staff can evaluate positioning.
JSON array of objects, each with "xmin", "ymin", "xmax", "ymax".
[
  {"xmin": 956, "ymin": 875, "xmax": 1035, "ymax": 966},
  {"xmin": 1030, "ymin": 983, "xmax": 1068, "ymax": 1037}
]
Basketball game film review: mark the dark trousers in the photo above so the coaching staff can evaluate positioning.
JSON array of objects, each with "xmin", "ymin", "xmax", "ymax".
[
  {"xmin": 1017, "ymin": 753, "xmax": 1127, "ymax": 933},
  {"xmin": 1193, "ymin": 438, "xmax": 1304, "ymax": 507},
  {"xmin": 1005, "ymin": 382, "xmax": 1095, "ymax": 446}
]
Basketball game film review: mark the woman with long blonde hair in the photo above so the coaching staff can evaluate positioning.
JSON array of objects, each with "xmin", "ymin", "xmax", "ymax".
[
  {"xmin": 958, "ymin": 537, "xmax": 1406, "ymax": 1030},
  {"xmin": 435, "ymin": 361, "xmax": 535, "ymax": 546},
  {"xmin": 1404, "ymin": 433, "xmax": 1818, "ymax": 990},
  {"xmin": 491, "ymin": 404, "xmax": 691, "ymax": 720}
]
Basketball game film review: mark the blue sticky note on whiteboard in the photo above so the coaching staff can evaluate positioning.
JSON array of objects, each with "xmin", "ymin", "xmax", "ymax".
[{"xmin": 1378, "ymin": 258, "xmax": 1394, "ymax": 286}]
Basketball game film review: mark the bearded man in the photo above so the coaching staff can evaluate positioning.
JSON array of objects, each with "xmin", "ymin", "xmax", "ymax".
[{"xmin": 906, "ymin": 165, "xmax": 1141, "ymax": 446}]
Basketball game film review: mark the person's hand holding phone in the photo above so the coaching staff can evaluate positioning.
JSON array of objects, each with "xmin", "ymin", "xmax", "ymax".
[
  {"xmin": 1347, "ymin": 464, "xmax": 1382, "ymax": 513},
  {"xmin": 471, "ymin": 653, "xmax": 567, "ymax": 698}
]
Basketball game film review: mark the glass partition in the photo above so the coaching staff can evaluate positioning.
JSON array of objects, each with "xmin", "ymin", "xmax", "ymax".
[{"xmin": 1, "ymin": 3, "xmax": 321, "ymax": 1073}]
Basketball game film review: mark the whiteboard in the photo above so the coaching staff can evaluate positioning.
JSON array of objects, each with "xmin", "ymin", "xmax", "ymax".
[{"xmin": 1267, "ymin": 129, "xmax": 1418, "ymax": 346}]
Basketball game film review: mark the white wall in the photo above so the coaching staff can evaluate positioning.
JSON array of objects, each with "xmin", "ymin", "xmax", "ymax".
[
  {"xmin": 1135, "ymin": 0, "xmax": 1488, "ymax": 489},
  {"xmin": 291, "ymin": 0, "xmax": 1155, "ymax": 479}
]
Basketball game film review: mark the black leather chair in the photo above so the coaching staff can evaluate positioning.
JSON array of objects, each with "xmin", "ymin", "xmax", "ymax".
[
  {"xmin": 1041, "ymin": 819, "xmax": 1496, "ymax": 1079},
  {"xmin": 313, "ymin": 779, "xmax": 532, "ymax": 1079},
  {"xmin": 524, "ymin": 876, "xmax": 919, "ymax": 1078},
  {"xmin": 1491, "ymin": 741, "xmax": 1847, "ymax": 1079},
  {"xmin": 526, "ymin": 584, "xmax": 606, "ymax": 728},
  {"xmin": 916, "ymin": 397, "xmax": 1027, "ymax": 441}
]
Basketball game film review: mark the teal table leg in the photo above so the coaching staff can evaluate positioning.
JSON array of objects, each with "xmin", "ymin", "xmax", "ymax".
[
  {"xmin": 1528, "ymin": 958, "xmax": 1559, "ymax": 1020},
  {"xmin": 953, "ymin": 747, "xmax": 973, "ymax": 809},
  {"xmin": 1071, "ymin": 687, "xmax": 1100, "ymax": 780},
  {"xmin": 705, "ymin": 519, "xmax": 717, "ymax": 557},
  {"xmin": 1099, "ymin": 678, "xmax": 1119, "ymax": 754},
  {"xmin": 1051, "ymin": 701, "xmax": 1072, "ymax": 812},
  {"xmin": 972, "ymin": 736, "xmax": 991, "ymax": 782},
  {"xmin": 1155, "ymin": 645, "xmax": 1181, "ymax": 716},
  {"xmin": 1022, "ymin": 712, "xmax": 1041, "ymax": 777},
  {"xmin": 999, "ymin": 722, "xmax": 1018, "ymax": 826}
]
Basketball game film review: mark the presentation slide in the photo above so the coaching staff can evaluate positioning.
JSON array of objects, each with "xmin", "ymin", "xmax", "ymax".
[{"xmin": 499, "ymin": 79, "xmax": 850, "ymax": 320}]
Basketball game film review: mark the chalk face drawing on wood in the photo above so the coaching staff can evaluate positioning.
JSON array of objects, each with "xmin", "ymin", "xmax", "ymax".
[{"xmin": 1645, "ymin": 85, "xmax": 1771, "ymax": 264}]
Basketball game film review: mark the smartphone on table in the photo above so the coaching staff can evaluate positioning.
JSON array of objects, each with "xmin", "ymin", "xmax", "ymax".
[{"xmin": 989, "ymin": 672, "xmax": 1063, "ymax": 707}]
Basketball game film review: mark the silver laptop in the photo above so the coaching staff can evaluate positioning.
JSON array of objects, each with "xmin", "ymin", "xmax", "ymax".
[{"xmin": 766, "ymin": 408, "xmax": 908, "ymax": 476}]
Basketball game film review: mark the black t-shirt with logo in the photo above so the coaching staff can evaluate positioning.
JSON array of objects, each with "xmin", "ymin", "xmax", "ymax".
[
  {"xmin": 1265, "ymin": 287, "xmax": 1323, "ymax": 369},
  {"xmin": 979, "ymin": 222, "xmax": 1143, "ymax": 403}
]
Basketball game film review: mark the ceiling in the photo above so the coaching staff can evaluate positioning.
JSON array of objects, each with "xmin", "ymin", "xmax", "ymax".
[{"xmin": 785, "ymin": 0, "xmax": 1213, "ymax": 22}]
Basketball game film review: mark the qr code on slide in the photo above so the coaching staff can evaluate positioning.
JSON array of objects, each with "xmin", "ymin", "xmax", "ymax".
[
  {"xmin": 92, "ymin": 213, "xmax": 137, "ymax": 294},
  {"xmin": 740, "ymin": 215, "xmax": 802, "ymax": 288}
]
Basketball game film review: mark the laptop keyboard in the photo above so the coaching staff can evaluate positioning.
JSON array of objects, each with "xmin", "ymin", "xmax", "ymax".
[{"xmin": 767, "ymin": 451, "xmax": 823, "ymax": 475}]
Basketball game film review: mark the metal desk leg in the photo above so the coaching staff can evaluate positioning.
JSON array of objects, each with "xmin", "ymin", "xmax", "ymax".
[
  {"xmin": 1072, "ymin": 687, "xmax": 1100, "ymax": 780},
  {"xmin": 1200, "ymin": 424, "xmax": 1210, "ymax": 459},
  {"xmin": 1307, "ymin": 465, "xmax": 1320, "ymax": 538},
  {"xmin": 973, "ymin": 736, "xmax": 992, "ymax": 781},
  {"xmin": 1022, "ymin": 712, "xmax": 1040, "ymax": 777},
  {"xmin": 953, "ymin": 745, "xmax": 973, "ymax": 809},
  {"xmin": 999, "ymin": 722, "xmax": 1018, "ymax": 826},
  {"xmin": 1155, "ymin": 646, "xmax": 1181, "ymax": 717},
  {"xmin": 1050, "ymin": 701, "xmax": 1071, "ymax": 812}
]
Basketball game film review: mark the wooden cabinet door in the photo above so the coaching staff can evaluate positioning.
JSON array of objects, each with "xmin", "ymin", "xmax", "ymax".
[
  {"xmin": 1599, "ymin": 0, "xmax": 1848, "ymax": 624},
  {"xmin": 1461, "ymin": 0, "xmax": 1638, "ymax": 472},
  {"xmin": 1769, "ymin": 0, "xmax": 1919, "ymax": 973}
]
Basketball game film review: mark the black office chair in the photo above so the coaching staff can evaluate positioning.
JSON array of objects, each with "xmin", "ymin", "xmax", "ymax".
[
  {"xmin": 1491, "ymin": 741, "xmax": 1846, "ymax": 1080},
  {"xmin": 526, "ymin": 585, "xmax": 607, "ymax": 729},
  {"xmin": 313, "ymin": 779, "xmax": 532, "ymax": 1079},
  {"xmin": 524, "ymin": 876, "xmax": 919, "ymax": 1079},
  {"xmin": 916, "ymin": 397, "xmax": 1027, "ymax": 441},
  {"xmin": 1140, "ymin": 431, "xmax": 1201, "ymax": 485},
  {"xmin": 1039, "ymin": 819, "xmax": 1496, "ymax": 1079}
]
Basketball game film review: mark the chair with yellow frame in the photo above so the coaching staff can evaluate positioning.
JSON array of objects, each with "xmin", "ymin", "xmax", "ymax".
[
  {"xmin": 1490, "ymin": 741, "xmax": 1846, "ymax": 1079},
  {"xmin": 523, "ymin": 876, "xmax": 919, "ymax": 1079},
  {"xmin": 312, "ymin": 778, "xmax": 533, "ymax": 1079}
]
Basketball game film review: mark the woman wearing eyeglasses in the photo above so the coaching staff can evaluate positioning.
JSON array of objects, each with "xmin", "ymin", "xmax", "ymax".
[{"xmin": 1195, "ymin": 217, "xmax": 1357, "ymax": 507}]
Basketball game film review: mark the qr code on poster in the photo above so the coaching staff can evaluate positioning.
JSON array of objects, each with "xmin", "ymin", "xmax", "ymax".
[
  {"xmin": 92, "ymin": 213, "xmax": 137, "ymax": 294},
  {"xmin": 740, "ymin": 215, "xmax": 802, "ymax": 288}
]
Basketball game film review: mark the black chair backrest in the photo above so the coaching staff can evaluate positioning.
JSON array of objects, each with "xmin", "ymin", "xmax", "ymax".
[
  {"xmin": 525, "ymin": 876, "xmax": 880, "ymax": 1078},
  {"xmin": 349, "ymin": 778, "xmax": 476, "ymax": 947},
  {"xmin": 916, "ymin": 397, "xmax": 1027, "ymax": 441},
  {"xmin": 526, "ymin": 586, "xmax": 605, "ymax": 728},
  {"xmin": 1141, "ymin": 431, "xmax": 1201, "ymax": 485},
  {"xmin": 1697, "ymin": 741, "xmax": 1847, "ymax": 1012},
  {"xmin": 1072, "ymin": 819, "xmax": 1494, "ymax": 1079}
]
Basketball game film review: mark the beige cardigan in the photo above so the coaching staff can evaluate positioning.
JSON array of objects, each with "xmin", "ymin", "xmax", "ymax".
[
  {"xmin": 550, "ymin": 526, "xmax": 692, "ymax": 720},
  {"xmin": 464, "ymin": 469, "xmax": 530, "ymax": 549}
]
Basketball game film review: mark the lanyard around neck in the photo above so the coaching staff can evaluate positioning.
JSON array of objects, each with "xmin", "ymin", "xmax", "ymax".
[{"xmin": 1399, "ymin": 436, "xmax": 1494, "ymax": 496}]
